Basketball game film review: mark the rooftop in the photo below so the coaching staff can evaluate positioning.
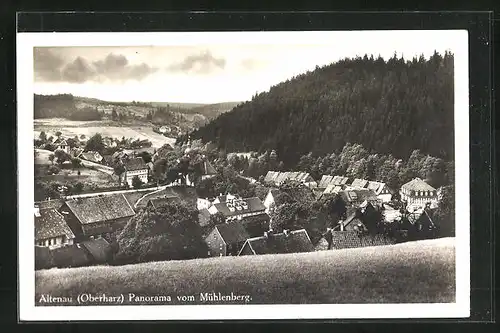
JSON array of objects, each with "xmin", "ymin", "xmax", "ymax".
[
  {"xmin": 213, "ymin": 197, "xmax": 266, "ymax": 217},
  {"xmin": 63, "ymin": 194, "xmax": 135, "ymax": 225},
  {"xmin": 241, "ymin": 229, "xmax": 314, "ymax": 255},
  {"xmin": 402, "ymin": 178, "xmax": 436, "ymax": 192},
  {"xmin": 215, "ymin": 222, "xmax": 250, "ymax": 244},
  {"xmin": 35, "ymin": 208, "xmax": 75, "ymax": 241},
  {"xmin": 125, "ymin": 157, "xmax": 149, "ymax": 171}
]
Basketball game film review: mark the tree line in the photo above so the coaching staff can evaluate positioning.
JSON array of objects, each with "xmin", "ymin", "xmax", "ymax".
[{"xmin": 189, "ymin": 51, "xmax": 454, "ymax": 168}]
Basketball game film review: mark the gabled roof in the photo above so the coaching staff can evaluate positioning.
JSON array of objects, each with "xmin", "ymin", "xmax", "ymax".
[
  {"xmin": 333, "ymin": 176, "xmax": 350, "ymax": 186},
  {"xmin": 401, "ymin": 178, "xmax": 436, "ymax": 192},
  {"xmin": 367, "ymin": 181, "xmax": 386, "ymax": 194},
  {"xmin": 213, "ymin": 197, "xmax": 266, "ymax": 218},
  {"xmin": 35, "ymin": 208, "xmax": 75, "ymax": 241},
  {"xmin": 319, "ymin": 175, "xmax": 335, "ymax": 188},
  {"xmin": 81, "ymin": 151, "xmax": 103, "ymax": 163},
  {"xmin": 81, "ymin": 238, "xmax": 112, "ymax": 263},
  {"xmin": 240, "ymin": 229, "xmax": 314, "ymax": 255},
  {"xmin": 339, "ymin": 189, "xmax": 380, "ymax": 205},
  {"xmin": 53, "ymin": 137, "xmax": 68, "ymax": 145},
  {"xmin": 329, "ymin": 231, "xmax": 396, "ymax": 250},
  {"xmin": 215, "ymin": 222, "xmax": 250, "ymax": 245},
  {"xmin": 264, "ymin": 171, "xmax": 314, "ymax": 185},
  {"xmin": 147, "ymin": 196, "xmax": 182, "ymax": 209},
  {"xmin": 323, "ymin": 184, "xmax": 343, "ymax": 195},
  {"xmin": 51, "ymin": 244, "xmax": 91, "ymax": 268},
  {"xmin": 125, "ymin": 157, "xmax": 148, "ymax": 171},
  {"xmin": 64, "ymin": 194, "xmax": 135, "ymax": 225},
  {"xmin": 351, "ymin": 178, "xmax": 369, "ymax": 188}
]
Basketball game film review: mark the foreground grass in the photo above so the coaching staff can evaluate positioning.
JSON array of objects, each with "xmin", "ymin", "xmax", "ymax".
[{"xmin": 35, "ymin": 238, "xmax": 455, "ymax": 305}]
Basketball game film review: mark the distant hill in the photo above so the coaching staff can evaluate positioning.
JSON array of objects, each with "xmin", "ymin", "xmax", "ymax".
[
  {"xmin": 187, "ymin": 102, "xmax": 242, "ymax": 120},
  {"xmin": 190, "ymin": 52, "xmax": 454, "ymax": 167}
]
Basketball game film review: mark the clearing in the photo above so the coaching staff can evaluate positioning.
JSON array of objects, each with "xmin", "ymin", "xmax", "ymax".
[
  {"xmin": 35, "ymin": 237, "xmax": 455, "ymax": 305},
  {"xmin": 34, "ymin": 119, "xmax": 175, "ymax": 148}
]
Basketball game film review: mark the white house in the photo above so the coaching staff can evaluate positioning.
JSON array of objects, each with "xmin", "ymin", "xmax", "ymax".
[
  {"xmin": 123, "ymin": 158, "xmax": 149, "ymax": 187},
  {"xmin": 400, "ymin": 177, "xmax": 439, "ymax": 210},
  {"xmin": 208, "ymin": 196, "xmax": 267, "ymax": 223},
  {"xmin": 54, "ymin": 138, "xmax": 70, "ymax": 155},
  {"xmin": 35, "ymin": 206, "xmax": 75, "ymax": 249},
  {"xmin": 263, "ymin": 189, "xmax": 280, "ymax": 215}
]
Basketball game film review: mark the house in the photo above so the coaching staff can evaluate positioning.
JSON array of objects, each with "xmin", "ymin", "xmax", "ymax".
[
  {"xmin": 146, "ymin": 196, "xmax": 182, "ymax": 210},
  {"xmin": 317, "ymin": 230, "xmax": 397, "ymax": 251},
  {"xmin": 47, "ymin": 238, "xmax": 113, "ymax": 269},
  {"xmin": 264, "ymin": 171, "xmax": 317, "ymax": 188},
  {"xmin": 50, "ymin": 243, "xmax": 92, "ymax": 268},
  {"xmin": 337, "ymin": 209, "xmax": 368, "ymax": 232},
  {"xmin": 263, "ymin": 189, "xmax": 280, "ymax": 215},
  {"xmin": 205, "ymin": 222, "xmax": 250, "ymax": 257},
  {"xmin": 197, "ymin": 198, "xmax": 212, "ymax": 210},
  {"xmin": 208, "ymin": 197, "xmax": 267, "ymax": 223},
  {"xmin": 35, "ymin": 207, "xmax": 75, "ymax": 248},
  {"xmin": 238, "ymin": 229, "xmax": 314, "ymax": 256},
  {"xmin": 213, "ymin": 192, "xmax": 239, "ymax": 204},
  {"xmin": 123, "ymin": 157, "xmax": 149, "ymax": 187},
  {"xmin": 80, "ymin": 238, "xmax": 113, "ymax": 264},
  {"xmin": 338, "ymin": 188, "xmax": 382, "ymax": 208},
  {"xmin": 185, "ymin": 159, "xmax": 218, "ymax": 186},
  {"xmin": 81, "ymin": 151, "xmax": 103, "ymax": 164},
  {"xmin": 318, "ymin": 175, "xmax": 351, "ymax": 189},
  {"xmin": 350, "ymin": 178, "xmax": 369, "ymax": 189},
  {"xmin": 59, "ymin": 194, "xmax": 135, "ymax": 241},
  {"xmin": 400, "ymin": 178, "xmax": 439, "ymax": 209},
  {"xmin": 53, "ymin": 137, "xmax": 70, "ymax": 154},
  {"xmin": 70, "ymin": 147, "xmax": 84, "ymax": 159},
  {"xmin": 366, "ymin": 181, "xmax": 393, "ymax": 203}
]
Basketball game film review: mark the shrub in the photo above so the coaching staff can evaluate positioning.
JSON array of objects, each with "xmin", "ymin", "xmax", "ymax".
[
  {"xmin": 132, "ymin": 176, "xmax": 143, "ymax": 189},
  {"xmin": 47, "ymin": 165, "xmax": 61, "ymax": 175}
]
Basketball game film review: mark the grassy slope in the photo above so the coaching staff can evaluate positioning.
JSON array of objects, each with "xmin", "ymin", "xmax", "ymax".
[{"xmin": 35, "ymin": 238, "xmax": 455, "ymax": 305}]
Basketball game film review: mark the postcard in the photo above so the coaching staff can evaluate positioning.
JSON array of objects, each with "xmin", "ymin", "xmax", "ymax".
[{"xmin": 17, "ymin": 30, "xmax": 470, "ymax": 320}]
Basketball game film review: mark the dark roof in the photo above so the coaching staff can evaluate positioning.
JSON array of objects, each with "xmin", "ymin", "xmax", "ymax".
[
  {"xmin": 240, "ymin": 213, "xmax": 270, "ymax": 237},
  {"xmin": 339, "ymin": 189, "xmax": 380, "ymax": 205},
  {"xmin": 64, "ymin": 194, "xmax": 135, "ymax": 224},
  {"xmin": 202, "ymin": 160, "xmax": 217, "ymax": 175},
  {"xmin": 136, "ymin": 186, "xmax": 197, "ymax": 209},
  {"xmin": 35, "ymin": 246, "xmax": 53, "ymax": 270},
  {"xmin": 148, "ymin": 196, "xmax": 182, "ymax": 209},
  {"xmin": 214, "ymin": 222, "xmax": 250, "ymax": 244},
  {"xmin": 329, "ymin": 231, "xmax": 396, "ymax": 250},
  {"xmin": 35, "ymin": 199, "xmax": 64, "ymax": 210},
  {"xmin": 125, "ymin": 157, "xmax": 148, "ymax": 171},
  {"xmin": 401, "ymin": 178, "xmax": 436, "ymax": 192},
  {"xmin": 241, "ymin": 229, "xmax": 314, "ymax": 255},
  {"xmin": 213, "ymin": 197, "xmax": 266, "ymax": 217},
  {"xmin": 35, "ymin": 208, "xmax": 75, "ymax": 241},
  {"xmin": 81, "ymin": 238, "xmax": 112, "ymax": 263},
  {"xmin": 51, "ymin": 244, "xmax": 92, "ymax": 268}
]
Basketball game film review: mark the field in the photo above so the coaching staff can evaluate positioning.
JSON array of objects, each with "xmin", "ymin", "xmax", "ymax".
[
  {"xmin": 34, "ymin": 119, "xmax": 175, "ymax": 148},
  {"xmin": 35, "ymin": 238, "xmax": 455, "ymax": 305},
  {"xmin": 35, "ymin": 148, "xmax": 118, "ymax": 188}
]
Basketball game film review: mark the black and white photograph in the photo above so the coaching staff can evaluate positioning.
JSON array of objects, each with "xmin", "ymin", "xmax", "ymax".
[{"xmin": 17, "ymin": 30, "xmax": 470, "ymax": 320}]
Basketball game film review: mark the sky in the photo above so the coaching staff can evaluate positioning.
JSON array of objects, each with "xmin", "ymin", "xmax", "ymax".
[{"xmin": 33, "ymin": 31, "xmax": 457, "ymax": 104}]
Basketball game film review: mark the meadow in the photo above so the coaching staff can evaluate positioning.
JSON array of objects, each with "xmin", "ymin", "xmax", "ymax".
[
  {"xmin": 35, "ymin": 238, "xmax": 455, "ymax": 305},
  {"xmin": 34, "ymin": 119, "xmax": 175, "ymax": 148}
]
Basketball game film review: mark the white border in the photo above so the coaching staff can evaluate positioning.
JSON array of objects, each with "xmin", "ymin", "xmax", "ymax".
[{"xmin": 17, "ymin": 30, "xmax": 470, "ymax": 321}]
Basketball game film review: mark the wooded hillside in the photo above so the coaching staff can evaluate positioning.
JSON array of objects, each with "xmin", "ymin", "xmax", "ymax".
[{"xmin": 190, "ymin": 52, "xmax": 454, "ymax": 166}]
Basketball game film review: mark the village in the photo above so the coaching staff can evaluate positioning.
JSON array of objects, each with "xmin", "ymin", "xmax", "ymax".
[{"xmin": 34, "ymin": 131, "xmax": 447, "ymax": 270}]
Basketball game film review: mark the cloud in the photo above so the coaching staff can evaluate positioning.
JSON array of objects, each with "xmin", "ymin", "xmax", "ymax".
[
  {"xmin": 34, "ymin": 50, "xmax": 158, "ymax": 83},
  {"xmin": 33, "ymin": 48, "xmax": 65, "ymax": 82},
  {"xmin": 166, "ymin": 50, "xmax": 226, "ymax": 74}
]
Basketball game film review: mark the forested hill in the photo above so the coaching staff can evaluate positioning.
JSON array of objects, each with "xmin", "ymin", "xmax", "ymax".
[{"xmin": 190, "ymin": 52, "xmax": 454, "ymax": 167}]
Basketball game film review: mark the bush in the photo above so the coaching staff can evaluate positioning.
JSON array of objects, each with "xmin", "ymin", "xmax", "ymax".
[
  {"xmin": 47, "ymin": 165, "xmax": 61, "ymax": 175},
  {"xmin": 132, "ymin": 176, "xmax": 143, "ymax": 189}
]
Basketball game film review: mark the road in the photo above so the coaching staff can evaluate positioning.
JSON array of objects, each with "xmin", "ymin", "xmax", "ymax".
[{"xmin": 63, "ymin": 182, "xmax": 182, "ymax": 199}]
